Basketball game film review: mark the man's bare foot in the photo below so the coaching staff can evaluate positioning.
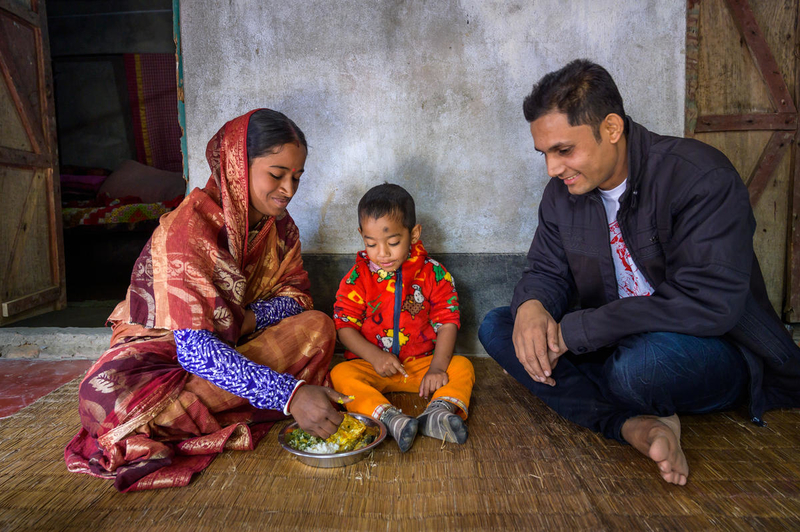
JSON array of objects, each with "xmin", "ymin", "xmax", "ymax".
[{"xmin": 621, "ymin": 414, "xmax": 688, "ymax": 486}]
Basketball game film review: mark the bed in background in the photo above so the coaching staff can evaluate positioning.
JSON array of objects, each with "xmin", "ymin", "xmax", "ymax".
[{"xmin": 60, "ymin": 160, "xmax": 186, "ymax": 302}]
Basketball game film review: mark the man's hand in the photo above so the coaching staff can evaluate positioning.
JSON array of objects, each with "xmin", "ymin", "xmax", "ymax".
[
  {"xmin": 419, "ymin": 367, "xmax": 449, "ymax": 398},
  {"xmin": 367, "ymin": 350, "xmax": 408, "ymax": 378},
  {"xmin": 512, "ymin": 300, "xmax": 567, "ymax": 385},
  {"xmin": 287, "ymin": 385, "xmax": 350, "ymax": 439}
]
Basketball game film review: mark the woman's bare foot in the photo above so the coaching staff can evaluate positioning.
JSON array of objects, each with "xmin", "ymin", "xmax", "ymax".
[{"xmin": 621, "ymin": 414, "xmax": 688, "ymax": 485}]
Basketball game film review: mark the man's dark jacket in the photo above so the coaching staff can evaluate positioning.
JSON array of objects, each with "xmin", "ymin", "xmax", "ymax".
[{"xmin": 511, "ymin": 118, "xmax": 800, "ymax": 422}]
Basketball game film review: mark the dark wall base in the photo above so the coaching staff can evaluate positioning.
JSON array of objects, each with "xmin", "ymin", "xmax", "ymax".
[{"xmin": 304, "ymin": 253, "xmax": 527, "ymax": 354}]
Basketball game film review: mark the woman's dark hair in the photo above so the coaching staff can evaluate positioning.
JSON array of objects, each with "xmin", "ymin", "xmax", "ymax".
[
  {"xmin": 246, "ymin": 109, "xmax": 307, "ymax": 164},
  {"xmin": 522, "ymin": 59, "xmax": 626, "ymax": 141},
  {"xmin": 358, "ymin": 183, "xmax": 416, "ymax": 230}
]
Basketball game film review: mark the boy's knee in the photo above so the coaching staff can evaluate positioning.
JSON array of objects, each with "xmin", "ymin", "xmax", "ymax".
[
  {"xmin": 449, "ymin": 355, "xmax": 475, "ymax": 382},
  {"xmin": 329, "ymin": 361, "xmax": 350, "ymax": 385}
]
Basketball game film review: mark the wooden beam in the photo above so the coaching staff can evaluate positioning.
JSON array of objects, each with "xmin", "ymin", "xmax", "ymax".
[
  {"xmin": 1, "ymin": 286, "xmax": 60, "ymax": 318},
  {"xmin": 784, "ymin": 1, "xmax": 800, "ymax": 322},
  {"xmin": 0, "ymin": 15, "xmax": 45, "ymax": 154},
  {"xmin": 1, "ymin": 171, "xmax": 42, "ymax": 300},
  {"xmin": 695, "ymin": 113, "xmax": 797, "ymax": 132},
  {"xmin": 0, "ymin": 146, "xmax": 49, "ymax": 168},
  {"xmin": 747, "ymin": 130, "xmax": 794, "ymax": 207},
  {"xmin": 0, "ymin": 0, "xmax": 39, "ymax": 26},
  {"xmin": 725, "ymin": 0, "xmax": 796, "ymax": 113},
  {"xmin": 787, "ymin": 136, "xmax": 800, "ymax": 320},
  {"xmin": 36, "ymin": 0, "xmax": 65, "ymax": 310},
  {"xmin": 685, "ymin": 0, "xmax": 701, "ymax": 136}
]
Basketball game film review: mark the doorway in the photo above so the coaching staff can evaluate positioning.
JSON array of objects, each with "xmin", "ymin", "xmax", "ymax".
[{"xmin": 8, "ymin": 0, "xmax": 185, "ymax": 327}]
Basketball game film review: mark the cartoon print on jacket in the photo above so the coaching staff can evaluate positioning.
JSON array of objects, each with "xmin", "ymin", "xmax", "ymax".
[
  {"xmin": 367, "ymin": 257, "xmax": 394, "ymax": 283},
  {"xmin": 333, "ymin": 312, "xmax": 362, "ymax": 328},
  {"xmin": 376, "ymin": 328, "xmax": 409, "ymax": 352},
  {"xmin": 427, "ymin": 257, "xmax": 455, "ymax": 288},
  {"xmin": 401, "ymin": 284, "xmax": 425, "ymax": 317},
  {"xmin": 334, "ymin": 241, "xmax": 460, "ymax": 363}
]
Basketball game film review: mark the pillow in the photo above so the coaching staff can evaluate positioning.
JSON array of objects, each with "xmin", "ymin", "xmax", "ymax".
[{"xmin": 98, "ymin": 160, "xmax": 186, "ymax": 203}]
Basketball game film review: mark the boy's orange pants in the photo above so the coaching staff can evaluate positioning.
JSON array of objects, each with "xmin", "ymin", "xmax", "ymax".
[{"xmin": 330, "ymin": 355, "xmax": 475, "ymax": 420}]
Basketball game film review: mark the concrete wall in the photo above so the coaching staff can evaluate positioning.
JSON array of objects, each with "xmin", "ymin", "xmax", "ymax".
[
  {"xmin": 179, "ymin": 0, "xmax": 686, "ymax": 351},
  {"xmin": 181, "ymin": 0, "xmax": 685, "ymax": 254}
]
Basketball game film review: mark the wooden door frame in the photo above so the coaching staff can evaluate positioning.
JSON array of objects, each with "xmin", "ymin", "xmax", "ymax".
[
  {"xmin": 686, "ymin": 0, "xmax": 800, "ymax": 321},
  {"xmin": 0, "ymin": 0, "xmax": 65, "ymax": 321}
]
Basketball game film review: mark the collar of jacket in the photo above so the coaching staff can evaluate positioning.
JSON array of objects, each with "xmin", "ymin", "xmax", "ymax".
[
  {"xmin": 620, "ymin": 116, "xmax": 651, "ymax": 211},
  {"xmin": 572, "ymin": 117, "xmax": 653, "ymax": 208}
]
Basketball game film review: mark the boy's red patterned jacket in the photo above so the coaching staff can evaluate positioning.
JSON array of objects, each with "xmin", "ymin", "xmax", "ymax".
[{"xmin": 333, "ymin": 241, "xmax": 460, "ymax": 362}]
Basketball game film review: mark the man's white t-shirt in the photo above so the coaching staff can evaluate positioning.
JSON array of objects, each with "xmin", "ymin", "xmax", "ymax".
[{"xmin": 597, "ymin": 180, "xmax": 654, "ymax": 298}]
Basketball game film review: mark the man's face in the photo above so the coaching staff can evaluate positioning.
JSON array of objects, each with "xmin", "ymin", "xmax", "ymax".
[{"xmin": 530, "ymin": 111, "xmax": 626, "ymax": 195}]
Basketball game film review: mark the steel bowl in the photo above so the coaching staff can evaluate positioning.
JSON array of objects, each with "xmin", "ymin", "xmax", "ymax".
[{"xmin": 278, "ymin": 413, "xmax": 387, "ymax": 468}]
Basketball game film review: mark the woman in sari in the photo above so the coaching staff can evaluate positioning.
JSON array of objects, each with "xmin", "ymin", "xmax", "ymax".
[{"xmin": 65, "ymin": 109, "xmax": 347, "ymax": 492}]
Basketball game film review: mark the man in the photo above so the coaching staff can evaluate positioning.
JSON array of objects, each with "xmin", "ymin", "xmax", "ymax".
[{"xmin": 479, "ymin": 59, "xmax": 800, "ymax": 485}]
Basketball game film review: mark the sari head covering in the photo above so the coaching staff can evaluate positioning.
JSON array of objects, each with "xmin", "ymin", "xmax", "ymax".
[
  {"xmin": 113, "ymin": 109, "xmax": 312, "ymax": 344},
  {"xmin": 65, "ymin": 110, "xmax": 329, "ymax": 492}
]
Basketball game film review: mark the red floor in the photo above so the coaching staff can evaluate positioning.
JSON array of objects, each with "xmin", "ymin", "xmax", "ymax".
[{"xmin": 0, "ymin": 359, "xmax": 94, "ymax": 418}]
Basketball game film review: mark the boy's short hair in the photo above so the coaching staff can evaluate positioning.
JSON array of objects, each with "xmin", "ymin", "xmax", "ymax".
[
  {"xmin": 522, "ymin": 59, "xmax": 626, "ymax": 141},
  {"xmin": 358, "ymin": 183, "xmax": 416, "ymax": 230}
]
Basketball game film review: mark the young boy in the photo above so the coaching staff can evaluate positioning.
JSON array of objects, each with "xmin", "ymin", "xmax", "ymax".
[{"xmin": 330, "ymin": 183, "xmax": 475, "ymax": 452}]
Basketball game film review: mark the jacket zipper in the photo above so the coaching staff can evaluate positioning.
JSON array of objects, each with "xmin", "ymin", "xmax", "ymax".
[
  {"xmin": 392, "ymin": 267, "xmax": 403, "ymax": 356},
  {"xmin": 590, "ymin": 193, "xmax": 621, "ymax": 297}
]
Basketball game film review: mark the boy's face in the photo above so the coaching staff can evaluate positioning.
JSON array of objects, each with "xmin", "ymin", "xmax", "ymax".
[{"xmin": 359, "ymin": 214, "xmax": 421, "ymax": 272}]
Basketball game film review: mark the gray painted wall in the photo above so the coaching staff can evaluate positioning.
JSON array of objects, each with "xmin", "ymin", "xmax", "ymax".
[
  {"xmin": 181, "ymin": 0, "xmax": 686, "ymax": 255},
  {"xmin": 178, "ymin": 0, "xmax": 686, "ymax": 352}
]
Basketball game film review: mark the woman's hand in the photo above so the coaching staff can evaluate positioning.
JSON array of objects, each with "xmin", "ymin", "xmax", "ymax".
[
  {"xmin": 419, "ymin": 368, "xmax": 449, "ymax": 398},
  {"xmin": 287, "ymin": 385, "xmax": 351, "ymax": 439},
  {"xmin": 368, "ymin": 351, "xmax": 408, "ymax": 378}
]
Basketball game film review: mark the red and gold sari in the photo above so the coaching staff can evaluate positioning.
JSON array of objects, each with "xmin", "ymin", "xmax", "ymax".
[{"xmin": 65, "ymin": 110, "xmax": 334, "ymax": 492}]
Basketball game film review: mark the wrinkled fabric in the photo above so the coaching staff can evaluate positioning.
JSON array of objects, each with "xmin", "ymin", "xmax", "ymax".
[
  {"xmin": 511, "ymin": 117, "xmax": 800, "ymax": 421},
  {"xmin": 333, "ymin": 241, "xmax": 460, "ymax": 362},
  {"xmin": 174, "ymin": 329, "xmax": 300, "ymax": 411},
  {"xmin": 249, "ymin": 296, "xmax": 304, "ymax": 330},
  {"xmin": 65, "ymin": 110, "xmax": 332, "ymax": 492}
]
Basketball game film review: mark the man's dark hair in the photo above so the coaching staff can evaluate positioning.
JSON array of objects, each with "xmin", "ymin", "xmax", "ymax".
[
  {"xmin": 522, "ymin": 59, "xmax": 626, "ymax": 141},
  {"xmin": 358, "ymin": 183, "xmax": 416, "ymax": 230},
  {"xmin": 246, "ymin": 108, "xmax": 307, "ymax": 165}
]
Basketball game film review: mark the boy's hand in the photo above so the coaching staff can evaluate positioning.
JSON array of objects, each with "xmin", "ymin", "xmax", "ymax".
[
  {"xmin": 369, "ymin": 351, "xmax": 408, "ymax": 378},
  {"xmin": 419, "ymin": 367, "xmax": 449, "ymax": 398}
]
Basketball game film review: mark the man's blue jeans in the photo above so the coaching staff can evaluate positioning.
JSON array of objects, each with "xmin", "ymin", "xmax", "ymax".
[{"xmin": 478, "ymin": 307, "xmax": 749, "ymax": 442}]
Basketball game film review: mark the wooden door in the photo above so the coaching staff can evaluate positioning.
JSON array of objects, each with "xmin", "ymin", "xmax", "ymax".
[
  {"xmin": 686, "ymin": 0, "xmax": 799, "ymax": 319},
  {"xmin": 0, "ymin": 0, "xmax": 65, "ymax": 325}
]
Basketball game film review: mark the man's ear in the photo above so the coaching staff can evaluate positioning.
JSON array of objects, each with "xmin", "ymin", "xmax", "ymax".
[
  {"xmin": 605, "ymin": 113, "xmax": 625, "ymax": 144},
  {"xmin": 410, "ymin": 224, "xmax": 422, "ymax": 244}
]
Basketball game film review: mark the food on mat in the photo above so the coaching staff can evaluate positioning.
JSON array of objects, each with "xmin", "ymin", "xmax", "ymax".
[{"xmin": 286, "ymin": 414, "xmax": 380, "ymax": 454}]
